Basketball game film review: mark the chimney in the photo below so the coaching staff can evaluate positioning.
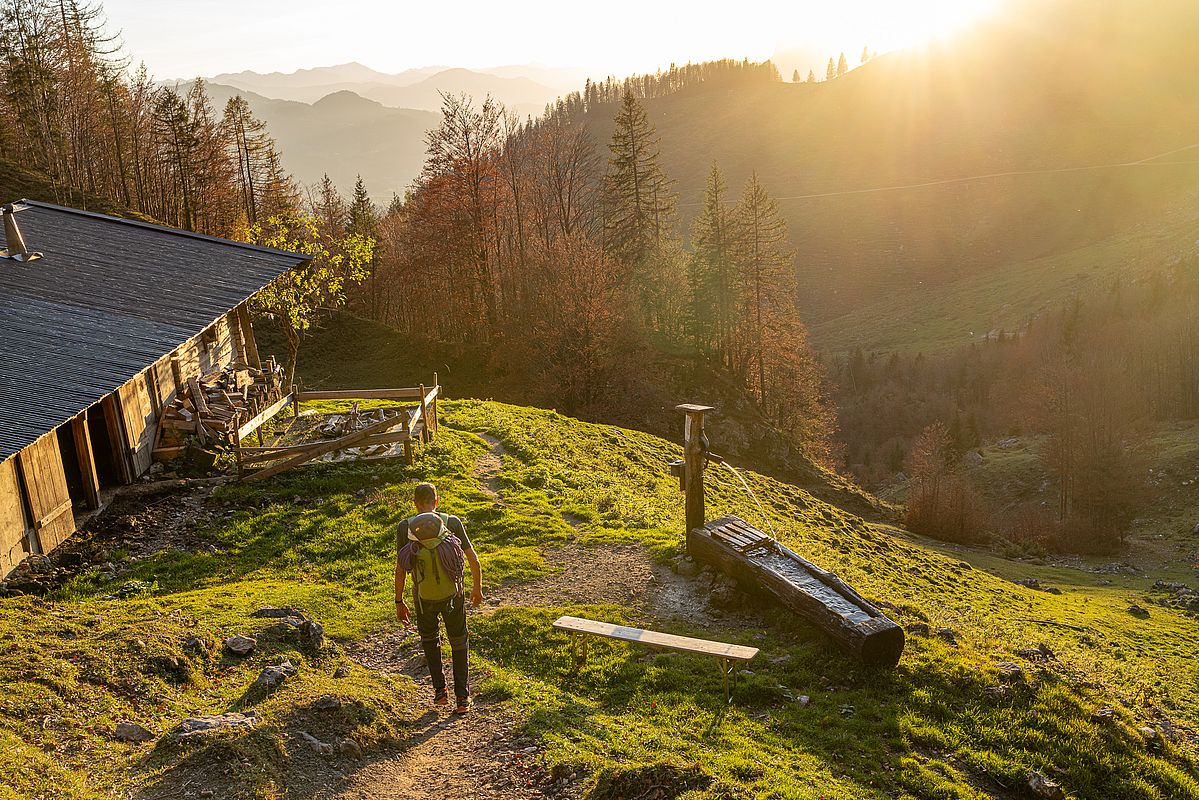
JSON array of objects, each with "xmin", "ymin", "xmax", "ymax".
[{"xmin": 1, "ymin": 202, "xmax": 42, "ymax": 262}]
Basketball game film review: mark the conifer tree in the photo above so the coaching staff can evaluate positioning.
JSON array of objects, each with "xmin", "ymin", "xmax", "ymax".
[
  {"xmin": 792, "ymin": 69, "xmax": 800, "ymax": 83},
  {"xmin": 603, "ymin": 89, "xmax": 679, "ymax": 329},
  {"xmin": 312, "ymin": 173, "xmax": 347, "ymax": 235},
  {"xmin": 837, "ymin": 52, "xmax": 848, "ymax": 77},
  {"xmin": 807, "ymin": 69, "xmax": 816, "ymax": 83},
  {"xmin": 826, "ymin": 58, "xmax": 836, "ymax": 80},
  {"xmin": 688, "ymin": 163, "xmax": 737, "ymax": 360}
]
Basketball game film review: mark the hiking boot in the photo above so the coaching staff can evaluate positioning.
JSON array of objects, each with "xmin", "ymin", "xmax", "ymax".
[
  {"xmin": 453, "ymin": 696, "xmax": 472, "ymax": 715},
  {"xmin": 433, "ymin": 689, "xmax": 449, "ymax": 707}
]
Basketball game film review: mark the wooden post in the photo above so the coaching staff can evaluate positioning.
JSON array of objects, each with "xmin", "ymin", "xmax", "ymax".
[
  {"xmin": 71, "ymin": 413, "xmax": 100, "ymax": 509},
  {"xmin": 676, "ymin": 404, "xmax": 715, "ymax": 547},
  {"xmin": 292, "ymin": 383, "xmax": 300, "ymax": 418},
  {"xmin": 101, "ymin": 394, "xmax": 133, "ymax": 485},
  {"xmin": 236, "ymin": 303, "xmax": 261, "ymax": 370},
  {"xmin": 431, "ymin": 372, "xmax": 439, "ymax": 438},
  {"xmin": 419, "ymin": 384, "xmax": 429, "ymax": 444}
]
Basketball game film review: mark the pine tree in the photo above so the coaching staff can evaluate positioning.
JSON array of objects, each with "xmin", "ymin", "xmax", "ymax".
[
  {"xmin": 792, "ymin": 69, "xmax": 800, "ymax": 83},
  {"xmin": 347, "ymin": 175, "xmax": 378, "ymax": 238},
  {"xmin": 312, "ymin": 173, "xmax": 347, "ymax": 235},
  {"xmin": 826, "ymin": 58, "xmax": 836, "ymax": 81},
  {"xmin": 807, "ymin": 69, "xmax": 816, "ymax": 83},
  {"xmin": 603, "ymin": 89, "xmax": 678, "ymax": 329},
  {"xmin": 837, "ymin": 52, "xmax": 848, "ymax": 77},
  {"xmin": 688, "ymin": 163, "xmax": 737, "ymax": 359},
  {"xmin": 861, "ymin": 46, "xmax": 871, "ymax": 64}
]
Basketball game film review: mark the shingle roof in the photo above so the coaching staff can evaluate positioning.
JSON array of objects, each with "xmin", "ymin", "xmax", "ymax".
[{"xmin": 0, "ymin": 200, "xmax": 309, "ymax": 461}]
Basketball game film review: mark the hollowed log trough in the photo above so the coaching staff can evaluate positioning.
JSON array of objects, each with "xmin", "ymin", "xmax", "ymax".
[{"xmin": 689, "ymin": 515, "xmax": 905, "ymax": 668}]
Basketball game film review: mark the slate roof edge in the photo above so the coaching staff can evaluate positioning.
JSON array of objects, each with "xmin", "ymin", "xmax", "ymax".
[{"xmin": 15, "ymin": 199, "xmax": 314, "ymax": 263}]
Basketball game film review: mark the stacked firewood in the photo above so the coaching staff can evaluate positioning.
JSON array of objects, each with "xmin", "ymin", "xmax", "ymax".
[{"xmin": 155, "ymin": 360, "xmax": 286, "ymax": 456}]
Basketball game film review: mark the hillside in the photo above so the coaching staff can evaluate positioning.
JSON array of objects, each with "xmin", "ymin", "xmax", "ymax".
[
  {"xmin": 1, "ymin": 399, "xmax": 1195, "ymax": 798},
  {"xmin": 567, "ymin": 0, "xmax": 1199, "ymax": 354},
  {"xmin": 0, "ymin": 156, "xmax": 156, "ymax": 221},
  {"xmin": 257, "ymin": 311, "xmax": 886, "ymax": 517},
  {"xmin": 199, "ymin": 83, "xmax": 438, "ymax": 199}
]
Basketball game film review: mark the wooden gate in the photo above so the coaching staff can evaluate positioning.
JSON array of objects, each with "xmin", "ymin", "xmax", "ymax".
[
  {"xmin": 0, "ymin": 457, "xmax": 31, "ymax": 573},
  {"xmin": 15, "ymin": 433, "xmax": 75, "ymax": 554}
]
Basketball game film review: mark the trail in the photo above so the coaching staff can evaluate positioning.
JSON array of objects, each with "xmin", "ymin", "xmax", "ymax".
[{"xmin": 334, "ymin": 431, "xmax": 757, "ymax": 799}]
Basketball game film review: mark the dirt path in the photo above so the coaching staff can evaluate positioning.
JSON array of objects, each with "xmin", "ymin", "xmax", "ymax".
[{"xmin": 335, "ymin": 431, "xmax": 761, "ymax": 799}]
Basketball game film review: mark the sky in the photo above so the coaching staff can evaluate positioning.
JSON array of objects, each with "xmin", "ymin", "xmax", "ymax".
[{"xmin": 102, "ymin": 0, "xmax": 1003, "ymax": 80}]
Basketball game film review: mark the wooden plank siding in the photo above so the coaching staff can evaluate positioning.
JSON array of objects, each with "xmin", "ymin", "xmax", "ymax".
[
  {"xmin": 15, "ymin": 432, "xmax": 75, "ymax": 554},
  {"xmin": 0, "ymin": 457, "xmax": 30, "ymax": 574}
]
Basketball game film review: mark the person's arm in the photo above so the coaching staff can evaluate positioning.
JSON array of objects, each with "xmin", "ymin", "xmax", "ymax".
[
  {"xmin": 464, "ymin": 548, "xmax": 483, "ymax": 606},
  {"xmin": 395, "ymin": 559, "xmax": 410, "ymax": 622}
]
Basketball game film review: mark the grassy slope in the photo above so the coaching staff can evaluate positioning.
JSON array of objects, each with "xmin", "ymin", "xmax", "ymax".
[
  {"xmin": 2, "ymin": 400, "xmax": 1196, "ymax": 799},
  {"xmin": 0, "ymin": 156, "xmax": 156, "ymax": 221}
]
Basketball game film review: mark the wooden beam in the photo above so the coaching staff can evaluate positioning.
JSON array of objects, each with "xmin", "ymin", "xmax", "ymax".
[
  {"xmin": 71, "ymin": 414, "xmax": 100, "ymax": 509},
  {"xmin": 101, "ymin": 394, "xmax": 133, "ymax": 485},
  {"xmin": 677, "ymin": 403, "xmax": 714, "ymax": 543},
  {"xmin": 236, "ymin": 393, "xmax": 293, "ymax": 440},
  {"xmin": 295, "ymin": 388, "xmax": 425, "ymax": 401},
  {"xmin": 242, "ymin": 412, "xmax": 407, "ymax": 483},
  {"xmin": 238, "ymin": 430, "xmax": 412, "ymax": 465},
  {"xmin": 236, "ymin": 303, "xmax": 261, "ymax": 369}
]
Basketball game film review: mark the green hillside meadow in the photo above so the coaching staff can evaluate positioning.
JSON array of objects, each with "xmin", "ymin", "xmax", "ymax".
[{"xmin": 1, "ymin": 400, "xmax": 1196, "ymax": 799}]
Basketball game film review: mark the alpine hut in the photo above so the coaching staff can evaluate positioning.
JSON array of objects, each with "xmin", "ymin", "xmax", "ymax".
[{"xmin": 0, "ymin": 200, "xmax": 309, "ymax": 576}]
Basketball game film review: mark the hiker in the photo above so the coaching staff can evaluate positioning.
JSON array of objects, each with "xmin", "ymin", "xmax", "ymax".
[{"xmin": 395, "ymin": 482, "xmax": 483, "ymax": 713}]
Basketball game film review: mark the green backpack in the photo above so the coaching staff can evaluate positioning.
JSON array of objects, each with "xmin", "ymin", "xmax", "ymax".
[{"xmin": 409, "ymin": 513, "xmax": 463, "ymax": 604}]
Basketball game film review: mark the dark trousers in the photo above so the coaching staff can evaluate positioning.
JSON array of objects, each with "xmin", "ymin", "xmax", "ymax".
[{"xmin": 414, "ymin": 593, "xmax": 469, "ymax": 700}]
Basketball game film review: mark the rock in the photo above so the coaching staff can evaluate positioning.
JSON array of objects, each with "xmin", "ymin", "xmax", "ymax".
[
  {"xmin": 996, "ymin": 662, "xmax": 1024, "ymax": 683},
  {"xmin": 797, "ymin": 695, "xmax": 810, "ymax": 707},
  {"xmin": 148, "ymin": 462, "xmax": 165, "ymax": 477},
  {"xmin": 300, "ymin": 619, "xmax": 325, "ymax": 649},
  {"xmin": 312, "ymin": 694, "xmax": 342, "ymax": 711},
  {"xmin": 223, "ymin": 634, "xmax": 257, "ymax": 656},
  {"xmin": 1090, "ymin": 708, "xmax": 1116, "ymax": 723},
  {"xmin": 300, "ymin": 731, "xmax": 334, "ymax": 755},
  {"xmin": 183, "ymin": 635, "xmax": 209, "ymax": 653},
  {"xmin": 1138, "ymin": 726, "xmax": 1157, "ymax": 740},
  {"xmin": 332, "ymin": 666, "xmax": 350, "ymax": 679},
  {"xmin": 1127, "ymin": 605, "xmax": 1150, "ymax": 618},
  {"xmin": 177, "ymin": 711, "xmax": 258, "ymax": 739},
  {"xmin": 671, "ymin": 555, "xmax": 701, "ymax": 578},
  {"xmin": 963, "ymin": 450, "xmax": 984, "ymax": 467},
  {"xmin": 984, "ymin": 685, "xmax": 1009, "ymax": 701},
  {"xmin": 1192, "ymin": 522, "xmax": 1199, "ymax": 535},
  {"xmin": 708, "ymin": 585, "xmax": 743, "ymax": 610},
  {"xmin": 337, "ymin": 737, "xmax": 363, "ymax": 759},
  {"xmin": 1016, "ymin": 643, "xmax": 1055, "ymax": 662},
  {"xmin": 114, "ymin": 722, "xmax": 155, "ymax": 743},
  {"xmin": 997, "ymin": 437, "xmax": 1020, "ymax": 449},
  {"xmin": 905, "ymin": 622, "xmax": 930, "ymax": 636},
  {"xmin": 935, "ymin": 627, "xmax": 958, "ymax": 645},
  {"xmin": 252, "ymin": 660, "xmax": 296, "ymax": 692},
  {"xmin": 1028, "ymin": 770, "xmax": 1065, "ymax": 799},
  {"xmin": 251, "ymin": 606, "xmax": 306, "ymax": 620},
  {"xmin": 838, "ymin": 704, "xmax": 855, "ymax": 717}
]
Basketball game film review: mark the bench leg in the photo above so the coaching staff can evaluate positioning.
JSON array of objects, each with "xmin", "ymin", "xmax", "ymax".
[{"xmin": 721, "ymin": 657, "xmax": 731, "ymax": 704}]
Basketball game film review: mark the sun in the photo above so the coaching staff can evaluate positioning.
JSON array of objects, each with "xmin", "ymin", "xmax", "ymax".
[{"xmin": 879, "ymin": 0, "xmax": 1004, "ymax": 49}]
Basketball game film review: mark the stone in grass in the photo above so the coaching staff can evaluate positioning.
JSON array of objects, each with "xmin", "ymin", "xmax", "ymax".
[
  {"xmin": 995, "ymin": 662, "xmax": 1024, "ymax": 683},
  {"xmin": 337, "ymin": 737, "xmax": 363, "ymax": 759},
  {"xmin": 905, "ymin": 622, "xmax": 930, "ymax": 637},
  {"xmin": 114, "ymin": 722, "xmax": 155, "ymax": 743},
  {"xmin": 1028, "ymin": 770, "xmax": 1065, "ymax": 800},
  {"xmin": 312, "ymin": 694, "xmax": 342, "ymax": 711},
  {"xmin": 252, "ymin": 660, "xmax": 297, "ymax": 692},
  {"xmin": 182, "ymin": 635, "xmax": 209, "ymax": 654},
  {"xmin": 1138, "ymin": 726, "xmax": 1158, "ymax": 740},
  {"xmin": 1128, "ymin": 605, "xmax": 1151, "ymax": 618},
  {"xmin": 177, "ymin": 711, "xmax": 258, "ymax": 739},
  {"xmin": 300, "ymin": 731, "xmax": 334, "ymax": 755},
  {"xmin": 838, "ymin": 704, "xmax": 855, "ymax": 717},
  {"xmin": 934, "ymin": 627, "xmax": 959, "ymax": 645},
  {"xmin": 332, "ymin": 666, "xmax": 350, "ymax": 679},
  {"xmin": 223, "ymin": 634, "xmax": 256, "ymax": 656},
  {"xmin": 251, "ymin": 606, "xmax": 306, "ymax": 620},
  {"xmin": 796, "ymin": 695, "xmax": 811, "ymax": 707},
  {"xmin": 300, "ymin": 620, "xmax": 325, "ymax": 649},
  {"xmin": 1091, "ymin": 708, "xmax": 1116, "ymax": 723}
]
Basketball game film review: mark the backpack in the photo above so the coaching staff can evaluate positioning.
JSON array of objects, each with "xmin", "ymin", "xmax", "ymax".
[{"xmin": 400, "ymin": 513, "xmax": 465, "ymax": 606}]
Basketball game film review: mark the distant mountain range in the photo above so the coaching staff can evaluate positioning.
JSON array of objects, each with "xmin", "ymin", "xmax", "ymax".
[
  {"xmin": 197, "ymin": 82, "xmax": 438, "ymax": 203},
  {"xmin": 206, "ymin": 61, "xmax": 587, "ymax": 115}
]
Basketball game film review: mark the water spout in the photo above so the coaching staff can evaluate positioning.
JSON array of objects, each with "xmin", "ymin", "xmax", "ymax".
[{"xmin": 720, "ymin": 461, "xmax": 778, "ymax": 539}]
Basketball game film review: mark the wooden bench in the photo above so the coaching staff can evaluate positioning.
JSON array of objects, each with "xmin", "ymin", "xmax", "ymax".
[{"xmin": 552, "ymin": 615, "xmax": 759, "ymax": 703}]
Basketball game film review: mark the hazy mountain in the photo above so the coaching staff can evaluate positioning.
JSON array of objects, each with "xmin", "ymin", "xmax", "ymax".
[
  {"xmin": 207, "ymin": 63, "xmax": 562, "ymax": 115},
  {"xmin": 201, "ymin": 82, "xmax": 437, "ymax": 201},
  {"xmin": 566, "ymin": 0, "xmax": 1199, "ymax": 353}
]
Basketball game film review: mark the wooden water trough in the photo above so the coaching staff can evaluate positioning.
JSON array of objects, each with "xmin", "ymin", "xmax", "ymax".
[{"xmin": 672, "ymin": 404, "xmax": 905, "ymax": 668}]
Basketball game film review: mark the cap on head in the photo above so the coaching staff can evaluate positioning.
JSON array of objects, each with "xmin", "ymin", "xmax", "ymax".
[
  {"xmin": 409, "ymin": 512, "xmax": 444, "ymax": 541},
  {"xmin": 414, "ymin": 482, "xmax": 437, "ymax": 507}
]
